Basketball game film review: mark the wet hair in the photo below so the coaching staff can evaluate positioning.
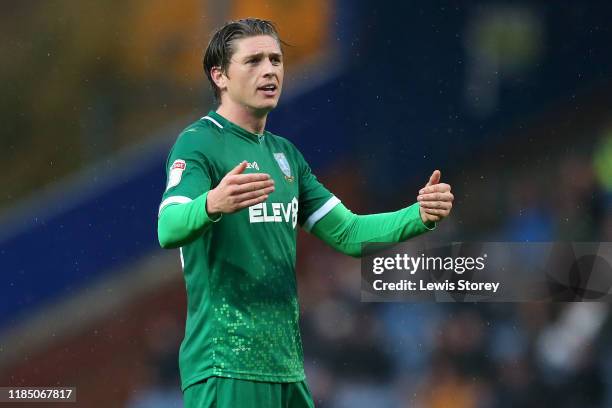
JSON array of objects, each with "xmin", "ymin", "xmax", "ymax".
[{"xmin": 203, "ymin": 18, "xmax": 283, "ymax": 102}]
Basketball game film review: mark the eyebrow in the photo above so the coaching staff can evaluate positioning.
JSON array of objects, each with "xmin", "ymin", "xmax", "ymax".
[{"xmin": 242, "ymin": 52, "xmax": 283, "ymax": 61}]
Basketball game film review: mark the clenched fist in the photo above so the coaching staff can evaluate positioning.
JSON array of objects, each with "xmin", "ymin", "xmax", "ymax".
[{"xmin": 417, "ymin": 170, "xmax": 453, "ymax": 223}]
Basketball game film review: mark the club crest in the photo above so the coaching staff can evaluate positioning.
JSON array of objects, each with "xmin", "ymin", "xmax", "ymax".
[{"xmin": 273, "ymin": 153, "xmax": 294, "ymax": 182}]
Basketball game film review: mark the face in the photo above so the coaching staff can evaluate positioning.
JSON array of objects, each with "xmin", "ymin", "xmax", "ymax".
[{"xmin": 214, "ymin": 35, "xmax": 284, "ymax": 114}]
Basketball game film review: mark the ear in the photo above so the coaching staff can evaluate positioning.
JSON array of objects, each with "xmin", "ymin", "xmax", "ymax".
[{"xmin": 210, "ymin": 66, "xmax": 227, "ymax": 91}]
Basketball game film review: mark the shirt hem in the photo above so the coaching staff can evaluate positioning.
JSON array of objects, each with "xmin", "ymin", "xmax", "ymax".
[{"xmin": 181, "ymin": 369, "xmax": 306, "ymax": 392}]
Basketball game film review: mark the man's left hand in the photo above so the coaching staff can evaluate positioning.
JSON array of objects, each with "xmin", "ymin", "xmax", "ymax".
[{"xmin": 417, "ymin": 170, "xmax": 453, "ymax": 223}]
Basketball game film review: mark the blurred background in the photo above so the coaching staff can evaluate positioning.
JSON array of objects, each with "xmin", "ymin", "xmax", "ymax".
[{"xmin": 1, "ymin": 1, "xmax": 611, "ymax": 407}]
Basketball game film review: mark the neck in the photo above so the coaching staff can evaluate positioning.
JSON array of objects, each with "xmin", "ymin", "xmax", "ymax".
[{"xmin": 216, "ymin": 101, "xmax": 268, "ymax": 135}]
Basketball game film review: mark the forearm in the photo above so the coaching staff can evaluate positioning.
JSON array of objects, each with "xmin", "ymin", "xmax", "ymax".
[
  {"xmin": 157, "ymin": 191, "xmax": 220, "ymax": 248},
  {"xmin": 311, "ymin": 202, "xmax": 435, "ymax": 257}
]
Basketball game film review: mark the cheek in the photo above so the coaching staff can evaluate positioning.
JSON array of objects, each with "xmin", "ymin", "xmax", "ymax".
[
  {"xmin": 241, "ymin": 72, "xmax": 257, "ymax": 93},
  {"xmin": 230, "ymin": 76, "xmax": 251, "ymax": 96}
]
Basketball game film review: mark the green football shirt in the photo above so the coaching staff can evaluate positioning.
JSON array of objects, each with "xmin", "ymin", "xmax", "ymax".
[{"xmin": 158, "ymin": 111, "xmax": 339, "ymax": 391}]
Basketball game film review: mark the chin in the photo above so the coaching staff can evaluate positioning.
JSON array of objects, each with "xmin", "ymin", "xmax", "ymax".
[
  {"xmin": 265, "ymin": 101, "xmax": 279, "ymax": 110},
  {"xmin": 252, "ymin": 101, "xmax": 278, "ymax": 113}
]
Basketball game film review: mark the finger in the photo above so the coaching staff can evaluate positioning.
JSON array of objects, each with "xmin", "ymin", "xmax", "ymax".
[
  {"xmin": 419, "ymin": 201, "xmax": 452, "ymax": 210},
  {"xmin": 235, "ymin": 187, "xmax": 274, "ymax": 204},
  {"xmin": 233, "ymin": 180, "xmax": 275, "ymax": 194},
  {"xmin": 420, "ymin": 183, "xmax": 451, "ymax": 194},
  {"xmin": 236, "ymin": 194, "xmax": 269, "ymax": 210},
  {"xmin": 419, "ymin": 183, "xmax": 451, "ymax": 195},
  {"xmin": 234, "ymin": 186, "xmax": 275, "ymax": 202},
  {"xmin": 422, "ymin": 208, "xmax": 449, "ymax": 216},
  {"xmin": 230, "ymin": 173, "xmax": 272, "ymax": 184},
  {"xmin": 425, "ymin": 170, "xmax": 441, "ymax": 187},
  {"xmin": 417, "ymin": 192, "xmax": 453, "ymax": 202},
  {"xmin": 227, "ymin": 161, "xmax": 248, "ymax": 176}
]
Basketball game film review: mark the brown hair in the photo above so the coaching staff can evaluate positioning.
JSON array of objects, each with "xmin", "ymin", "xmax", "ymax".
[{"xmin": 203, "ymin": 18, "xmax": 283, "ymax": 102}]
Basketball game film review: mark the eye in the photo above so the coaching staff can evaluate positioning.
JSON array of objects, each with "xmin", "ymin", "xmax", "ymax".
[{"xmin": 271, "ymin": 56, "xmax": 282, "ymax": 65}]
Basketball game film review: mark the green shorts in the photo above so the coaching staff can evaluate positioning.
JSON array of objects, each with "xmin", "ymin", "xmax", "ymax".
[{"xmin": 183, "ymin": 377, "xmax": 315, "ymax": 408}]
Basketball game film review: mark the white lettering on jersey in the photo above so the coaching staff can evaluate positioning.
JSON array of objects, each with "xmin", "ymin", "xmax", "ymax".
[
  {"xmin": 166, "ymin": 159, "xmax": 186, "ymax": 191},
  {"xmin": 246, "ymin": 161, "xmax": 260, "ymax": 170},
  {"xmin": 249, "ymin": 197, "xmax": 298, "ymax": 229}
]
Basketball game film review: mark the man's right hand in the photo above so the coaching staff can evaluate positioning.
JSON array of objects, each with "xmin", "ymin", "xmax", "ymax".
[{"xmin": 206, "ymin": 161, "xmax": 275, "ymax": 216}]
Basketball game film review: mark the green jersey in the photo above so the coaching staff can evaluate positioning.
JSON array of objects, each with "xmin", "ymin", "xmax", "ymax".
[{"xmin": 158, "ymin": 111, "xmax": 338, "ymax": 391}]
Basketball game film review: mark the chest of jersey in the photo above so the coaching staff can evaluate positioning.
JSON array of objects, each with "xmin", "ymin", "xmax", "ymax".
[{"xmin": 214, "ymin": 136, "xmax": 299, "ymax": 229}]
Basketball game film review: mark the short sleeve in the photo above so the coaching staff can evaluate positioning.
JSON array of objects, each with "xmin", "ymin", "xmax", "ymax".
[
  {"xmin": 294, "ymin": 148, "xmax": 340, "ymax": 231},
  {"xmin": 158, "ymin": 131, "xmax": 212, "ymax": 216}
]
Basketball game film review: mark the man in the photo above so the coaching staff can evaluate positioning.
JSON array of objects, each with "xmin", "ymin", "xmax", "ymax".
[{"xmin": 157, "ymin": 18, "xmax": 453, "ymax": 408}]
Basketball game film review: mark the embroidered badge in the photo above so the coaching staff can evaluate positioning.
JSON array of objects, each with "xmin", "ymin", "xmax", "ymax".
[{"xmin": 274, "ymin": 153, "xmax": 294, "ymax": 182}]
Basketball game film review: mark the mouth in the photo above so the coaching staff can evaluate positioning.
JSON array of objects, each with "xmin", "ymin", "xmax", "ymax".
[{"xmin": 257, "ymin": 84, "xmax": 278, "ymax": 96}]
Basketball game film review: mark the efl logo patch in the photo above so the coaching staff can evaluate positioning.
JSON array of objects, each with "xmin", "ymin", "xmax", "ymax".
[{"xmin": 166, "ymin": 159, "xmax": 186, "ymax": 191}]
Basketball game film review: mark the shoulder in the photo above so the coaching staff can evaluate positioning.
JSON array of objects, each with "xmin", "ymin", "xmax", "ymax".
[{"xmin": 173, "ymin": 117, "xmax": 224, "ymax": 154}]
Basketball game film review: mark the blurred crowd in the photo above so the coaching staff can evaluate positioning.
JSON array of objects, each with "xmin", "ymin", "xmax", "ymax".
[
  {"xmin": 0, "ymin": 0, "xmax": 328, "ymax": 211},
  {"xmin": 296, "ymin": 132, "xmax": 612, "ymax": 408}
]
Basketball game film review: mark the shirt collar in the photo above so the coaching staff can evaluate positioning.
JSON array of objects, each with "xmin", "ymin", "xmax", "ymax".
[{"xmin": 206, "ymin": 110, "xmax": 266, "ymax": 143}]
